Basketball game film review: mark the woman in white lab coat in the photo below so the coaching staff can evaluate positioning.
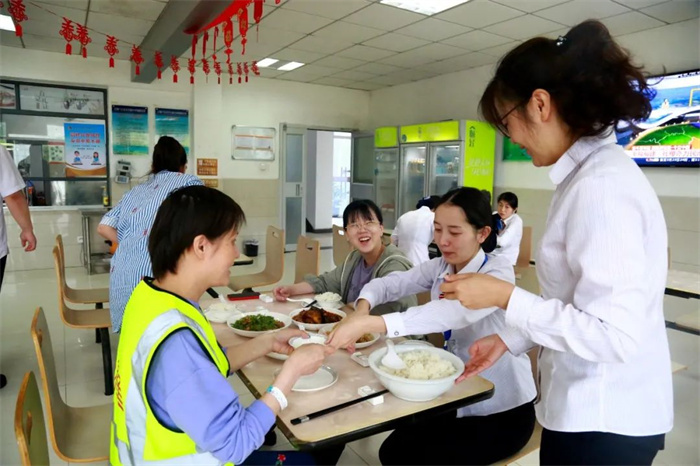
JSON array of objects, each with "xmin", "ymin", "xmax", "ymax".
[{"xmin": 493, "ymin": 191, "xmax": 523, "ymax": 266}]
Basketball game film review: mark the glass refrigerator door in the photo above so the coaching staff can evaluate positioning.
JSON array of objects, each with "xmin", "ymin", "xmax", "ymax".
[
  {"xmin": 430, "ymin": 143, "xmax": 461, "ymax": 196},
  {"xmin": 374, "ymin": 148, "xmax": 399, "ymax": 229},
  {"xmin": 399, "ymin": 145, "xmax": 427, "ymax": 216}
]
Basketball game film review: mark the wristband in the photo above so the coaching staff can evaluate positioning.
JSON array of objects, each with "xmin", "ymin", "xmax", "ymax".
[{"xmin": 266, "ymin": 385, "xmax": 288, "ymax": 410}]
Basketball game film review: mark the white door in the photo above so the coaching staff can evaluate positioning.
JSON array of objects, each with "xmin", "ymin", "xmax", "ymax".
[{"xmin": 280, "ymin": 124, "xmax": 306, "ymax": 252}]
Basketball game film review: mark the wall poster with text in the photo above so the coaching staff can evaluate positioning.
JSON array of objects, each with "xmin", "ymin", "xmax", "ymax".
[
  {"xmin": 155, "ymin": 108, "xmax": 190, "ymax": 155},
  {"xmin": 64, "ymin": 122, "xmax": 107, "ymax": 177}
]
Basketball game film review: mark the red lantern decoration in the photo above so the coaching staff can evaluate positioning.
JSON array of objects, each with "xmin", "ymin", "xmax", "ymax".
[
  {"xmin": 8, "ymin": 0, "xmax": 28, "ymax": 38},
  {"xmin": 154, "ymin": 51, "xmax": 164, "ymax": 79},
  {"xmin": 253, "ymin": 0, "xmax": 263, "ymax": 38},
  {"xmin": 202, "ymin": 58, "xmax": 210, "ymax": 82},
  {"xmin": 251, "ymin": 61, "xmax": 260, "ymax": 76},
  {"xmin": 104, "ymin": 35, "xmax": 119, "ymax": 68},
  {"xmin": 238, "ymin": 6, "xmax": 249, "ymax": 55},
  {"xmin": 237, "ymin": 62, "xmax": 242, "ymax": 84},
  {"xmin": 214, "ymin": 60, "xmax": 222, "ymax": 84},
  {"xmin": 212, "ymin": 26, "xmax": 218, "ymax": 61},
  {"xmin": 276, "ymin": 0, "xmax": 281, "ymax": 3},
  {"xmin": 191, "ymin": 33, "xmax": 198, "ymax": 59},
  {"xmin": 130, "ymin": 45, "xmax": 144, "ymax": 75},
  {"xmin": 170, "ymin": 55, "xmax": 180, "ymax": 83},
  {"xmin": 188, "ymin": 58, "xmax": 196, "ymax": 84},
  {"xmin": 227, "ymin": 62, "xmax": 234, "ymax": 84},
  {"xmin": 59, "ymin": 17, "xmax": 74, "ymax": 55},
  {"xmin": 243, "ymin": 62, "xmax": 249, "ymax": 83},
  {"xmin": 76, "ymin": 24, "xmax": 91, "ymax": 58},
  {"xmin": 202, "ymin": 30, "xmax": 208, "ymax": 57},
  {"xmin": 223, "ymin": 18, "xmax": 234, "ymax": 64}
]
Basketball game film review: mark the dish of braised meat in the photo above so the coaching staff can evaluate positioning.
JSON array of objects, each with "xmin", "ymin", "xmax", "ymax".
[{"xmin": 292, "ymin": 306, "xmax": 343, "ymax": 324}]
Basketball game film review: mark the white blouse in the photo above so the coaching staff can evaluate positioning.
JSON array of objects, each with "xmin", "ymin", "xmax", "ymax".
[
  {"xmin": 495, "ymin": 213, "xmax": 523, "ymax": 266},
  {"xmin": 500, "ymin": 132, "xmax": 673, "ymax": 435},
  {"xmin": 359, "ymin": 249, "xmax": 537, "ymax": 418}
]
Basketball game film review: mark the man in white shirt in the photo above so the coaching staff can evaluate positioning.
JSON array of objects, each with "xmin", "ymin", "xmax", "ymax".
[
  {"xmin": 1, "ymin": 145, "xmax": 37, "ymax": 389},
  {"xmin": 391, "ymin": 195, "xmax": 441, "ymax": 265}
]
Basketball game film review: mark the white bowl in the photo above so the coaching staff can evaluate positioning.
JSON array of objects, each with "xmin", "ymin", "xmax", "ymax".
[
  {"xmin": 289, "ymin": 308, "xmax": 346, "ymax": 332},
  {"xmin": 316, "ymin": 299, "xmax": 343, "ymax": 310},
  {"xmin": 319, "ymin": 326, "xmax": 380, "ymax": 349},
  {"xmin": 289, "ymin": 333, "xmax": 327, "ymax": 349},
  {"xmin": 368, "ymin": 345, "xmax": 464, "ymax": 402},
  {"xmin": 226, "ymin": 311, "xmax": 292, "ymax": 338}
]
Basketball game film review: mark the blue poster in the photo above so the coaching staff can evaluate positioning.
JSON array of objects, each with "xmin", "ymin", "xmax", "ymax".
[
  {"xmin": 64, "ymin": 123, "xmax": 107, "ymax": 177},
  {"xmin": 155, "ymin": 108, "xmax": 190, "ymax": 155},
  {"xmin": 112, "ymin": 105, "xmax": 149, "ymax": 155}
]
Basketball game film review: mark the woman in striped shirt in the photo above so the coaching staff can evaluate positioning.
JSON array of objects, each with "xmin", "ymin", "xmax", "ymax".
[{"xmin": 98, "ymin": 136, "xmax": 202, "ymax": 332}]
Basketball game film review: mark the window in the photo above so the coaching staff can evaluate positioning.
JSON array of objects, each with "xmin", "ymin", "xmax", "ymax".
[{"xmin": 0, "ymin": 80, "xmax": 109, "ymax": 206}]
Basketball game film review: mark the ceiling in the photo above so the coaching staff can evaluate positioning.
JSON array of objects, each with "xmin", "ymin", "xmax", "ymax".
[{"xmin": 1, "ymin": 0, "xmax": 698, "ymax": 91}]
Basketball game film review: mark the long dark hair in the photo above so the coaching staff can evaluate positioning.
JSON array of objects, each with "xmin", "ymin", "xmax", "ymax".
[
  {"xmin": 151, "ymin": 136, "xmax": 187, "ymax": 174},
  {"xmin": 480, "ymin": 20, "xmax": 653, "ymax": 138},
  {"xmin": 438, "ymin": 187, "xmax": 497, "ymax": 253}
]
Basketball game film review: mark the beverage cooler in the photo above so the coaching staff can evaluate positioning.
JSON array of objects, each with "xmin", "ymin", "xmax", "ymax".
[{"xmin": 373, "ymin": 127, "xmax": 400, "ymax": 230}]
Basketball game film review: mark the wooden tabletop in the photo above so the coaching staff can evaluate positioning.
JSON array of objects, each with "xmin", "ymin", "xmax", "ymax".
[
  {"xmin": 234, "ymin": 253, "xmax": 253, "ymax": 266},
  {"xmin": 665, "ymin": 269, "xmax": 700, "ymax": 299},
  {"xmin": 207, "ymin": 297, "xmax": 495, "ymax": 449}
]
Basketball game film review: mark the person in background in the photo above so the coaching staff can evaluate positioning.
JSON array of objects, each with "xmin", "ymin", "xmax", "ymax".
[
  {"xmin": 493, "ymin": 192, "xmax": 523, "ymax": 266},
  {"xmin": 391, "ymin": 195, "xmax": 441, "ymax": 265},
  {"xmin": 0, "ymin": 145, "xmax": 37, "ymax": 389},
  {"xmin": 98, "ymin": 136, "xmax": 202, "ymax": 332},
  {"xmin": 111, "ymin": 185, "xmax": 334, "ymax": 466},
  {"xmin": 440, "ymin": 20, "xmax": 672, "ymax": 465},
  {"xmin": 328, "ymin": 187, "xmax": 536, "ymax": 465},
  {"xmin": 274, "ymin": 199, "xmax": 416, "ymax": 315}
]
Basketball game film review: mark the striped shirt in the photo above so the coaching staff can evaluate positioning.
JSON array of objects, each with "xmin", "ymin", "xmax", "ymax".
[{"xmin": 100, "ymin": 171, "xmax": 202, "ymax": 332}]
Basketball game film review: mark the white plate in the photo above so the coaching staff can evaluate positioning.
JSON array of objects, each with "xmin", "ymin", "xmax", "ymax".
[
  {"xmin": 289, "ymin": 334, "xmax": 328, "ymax": 348},
  {"xmin": 226, "ymin": 311, "xmax": 292, "ymax": 338},
  {"xmin": 292, "ymin": 366, "xmax": 338, "ymax": 392},
  {"xmin": 204, "ymin": 304, "xmax": 242, "ymax": 323},
  {"xmin": 354, "ymin": 333, "xmax": 381, "ymax": 349},
  {"xmin": 266, "ymin": 351, "xmax": 289, "ymax": 361},
  {"xmin": 289, "ymin": 308, "xmax": 346, "ymax": 332}
]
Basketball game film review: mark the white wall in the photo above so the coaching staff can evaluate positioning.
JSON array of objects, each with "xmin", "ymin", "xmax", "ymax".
[
  {"xmin": 368, "ymin": 19, "xmax": 700, "ymax": 199},
  {"xmin": 313, "ymin": 131, "xmax": 334, "ymax": 230}
]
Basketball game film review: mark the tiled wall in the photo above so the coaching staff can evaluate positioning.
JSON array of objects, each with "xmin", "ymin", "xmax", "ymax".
[{"xmin": 495, "ymin": 187, "xmax": 700, "ymax": 273}]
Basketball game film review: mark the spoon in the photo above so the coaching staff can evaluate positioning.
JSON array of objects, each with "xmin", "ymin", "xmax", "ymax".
[
  {"xmin": 381, "ymin": 339, "xmax": 407, "ymax": 370},
  {"xmin": 286, "ymin": 297, "xmax": 313, "ymax": 304},
  {"xmin": 219, "ymin": 294, "xmax": 228, "ymax": 306}
]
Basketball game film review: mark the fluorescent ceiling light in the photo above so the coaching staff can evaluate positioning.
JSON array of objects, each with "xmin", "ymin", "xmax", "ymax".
[
  {"xmin": 380, "ymin": 0, "xmax": 471, "ymax": 16},
  {"xmin": 0, "ymin": 14, "xmax": 16, "ymax": 32},
  {"xmin": 277, "ymin": 61, "xmax": 304, "ymax": 71},
  {"xmin": 257, "ymin": 58, "xmax": 279, "ymax": 68}
]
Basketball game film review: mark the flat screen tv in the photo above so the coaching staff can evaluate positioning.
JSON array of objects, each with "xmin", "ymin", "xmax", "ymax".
[{"xmin": 614, "ymin": 69, "xmax": 700, "ymax": 167}]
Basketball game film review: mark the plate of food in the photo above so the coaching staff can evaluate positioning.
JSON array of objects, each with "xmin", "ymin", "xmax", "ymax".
[
  {"xmin": 227, "ymin": 311, "xmax": 291, "ymax": 338},
  {"xmin": 289, "ymin": 305, "xmax": 346, "ymax": 332},
  {"xmin": 319, "ymin": 324, "xmax": 379, "ymax": 349},
  {"xmin": 314, "ymin": 292, "xmax": 343, "ymax": 309}
]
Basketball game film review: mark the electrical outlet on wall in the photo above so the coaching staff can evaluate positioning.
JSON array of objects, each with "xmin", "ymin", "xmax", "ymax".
[{"xmin": 77, "ymin": 236, "xmax": 84, "ymax": 244}]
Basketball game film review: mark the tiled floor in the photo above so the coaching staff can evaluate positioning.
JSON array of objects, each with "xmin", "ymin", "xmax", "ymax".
[{"xmin": 1, "ymin": 247, "xmax": 698, "ymax": 465}]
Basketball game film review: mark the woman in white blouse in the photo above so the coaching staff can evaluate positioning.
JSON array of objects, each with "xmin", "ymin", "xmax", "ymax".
[
  {"xmin": 328, "ymin": 187, "xmax": 537, "ymax": 465},
  {"xmin": 440, "ymin": 20, "xmax": 672, "ymax": 465},
  {"xmin": 493, "ymin": 191, "xmax": 523, "ymax": 265}
]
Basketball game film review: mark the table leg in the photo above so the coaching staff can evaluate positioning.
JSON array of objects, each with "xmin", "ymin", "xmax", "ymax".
[
  {"xmin": 95, "ymin": 302, "xmax": 105, "ymax": 343},
  {"xmin": 99, "ymin": 327, "xmax": 114, "ymax": 396}
]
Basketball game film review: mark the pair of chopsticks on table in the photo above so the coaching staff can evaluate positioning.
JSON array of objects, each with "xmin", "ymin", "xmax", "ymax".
[{"xmin": 291, "ymin": 389, "xmax": 389, "ymax": 425}]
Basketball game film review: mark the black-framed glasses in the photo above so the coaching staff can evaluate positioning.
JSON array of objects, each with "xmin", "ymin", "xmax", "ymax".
[{"xmin": 498, "ymin": 99, "xmax": 528, "ymax": 136}]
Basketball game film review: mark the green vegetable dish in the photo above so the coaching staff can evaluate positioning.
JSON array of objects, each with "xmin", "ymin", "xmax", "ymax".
[{"xmin": 231, "ymin": 314, "xmax": 284, "ymax": 332}]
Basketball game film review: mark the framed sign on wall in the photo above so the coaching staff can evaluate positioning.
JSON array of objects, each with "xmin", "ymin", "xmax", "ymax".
[{"xmin": 231, "ymin": 126, "xmax": 275, "ymax": 161}]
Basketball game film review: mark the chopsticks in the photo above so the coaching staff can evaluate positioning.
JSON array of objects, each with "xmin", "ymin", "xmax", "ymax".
[{"xmin": 290, "ymin": 389, "xmax": 389, "ymax": 425}]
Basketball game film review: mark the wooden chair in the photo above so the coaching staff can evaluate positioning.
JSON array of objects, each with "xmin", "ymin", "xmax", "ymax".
[
  {"xmin": 15, "ymin": 372, "xmax": 50, "ymax": 466},
  {"xmin": 55, "ymin": 235, "xmax": 109, "ymax": 305},
  {"xmin": 53, "ymin": 246, "xmax": 114, "ymax": 396},
  {"xmin": 294, "ymin": 235, "xmax": 320, "ymax": 283},
  {"xmin": 332, "ymin": 225, "xmax": 354, "ymax": 267},
  {"xmin": 31, "ymin": 307, "xmax": 111, "ymax": 463},
  {"xmin": 229, "ymin": 226, "xmax": 285, "ymax": 291},
  {"xmin": 515, "ymin": 226, "xmax": 533, "ymax": 268}
]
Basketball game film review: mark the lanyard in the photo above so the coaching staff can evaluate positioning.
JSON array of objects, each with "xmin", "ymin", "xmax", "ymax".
[{"xmin": 442, "ymin": 254, "xmax": 488, "ymax": 349}]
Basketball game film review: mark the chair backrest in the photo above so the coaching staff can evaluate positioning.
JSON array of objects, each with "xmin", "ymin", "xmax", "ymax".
[
  {"xmin": 332, "ymin": 225, "xmax": 354, "ymax": 267},
  {"xmin": 263, "ymin": 226, "xmax": 285, "ymax": 282},
  {"xmin": 15, "ymin": 371, "xmax": 50, "ymax": 466},
  {"xmin": 30, "ymin": 307, "xmax": 70, "ymax": 455},
  {"xmin": 55, "ymin": 234, "xmax": 65, "ymax": 272},
  {"xmin": 516, "ymin": 226, "xmax": 533, "ymax": 268},
  {"xmin": 54, "ymin": 237, "xmax": 67, "ymax": 290},
  {"xmin": 52, "ymin": 246, "xmax": 72, "ymax": 327},
  {"xmin": 294, "ymin": 235, "xmax": 320, "ymax": 283}
]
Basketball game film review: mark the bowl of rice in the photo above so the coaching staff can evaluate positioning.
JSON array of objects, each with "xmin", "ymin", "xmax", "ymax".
[
  {"xmin": 314, "ymin": 292, "xmax": 343, "ymax": 309},
  {"xmin": 368, "ymin": 345, "xmax": 464, "ymax": 402}
]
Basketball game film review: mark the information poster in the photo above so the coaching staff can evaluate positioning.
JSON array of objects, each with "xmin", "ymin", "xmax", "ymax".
[
  {"xmin": 112, "ymin": 105, "xmax": 149, "ymax": 156},
  {"xmin": 64, "ymin": 123, "xmax": 107, "ymax": 177},
  {"xmin": 196, "ymin": 158, "xmax": 218, "ymax": 176},
  {"xmin": 231, "ymin": 126, "xmax": 275, "ymax": 160},
  {"xmin": 155, "ymin": 108, "xmax": 190, "ymax": 154}
]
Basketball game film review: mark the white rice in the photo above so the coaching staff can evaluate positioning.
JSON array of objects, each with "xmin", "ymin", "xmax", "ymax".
[
  {"xmin": 315, "ymin": 292, "xmax": 342, "ymax": 303},
  {"xmin": 380, "ymin": 350, "xmax": 457, "ymax": 380}
]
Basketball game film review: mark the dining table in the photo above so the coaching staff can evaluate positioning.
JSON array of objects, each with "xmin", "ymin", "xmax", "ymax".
[{"xmin": 204, "ymin": 296, "xmax": 495, "ymax": 450}]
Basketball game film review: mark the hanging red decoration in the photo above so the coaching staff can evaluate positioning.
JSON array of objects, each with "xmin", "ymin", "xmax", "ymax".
[
  {"xmin": 223, "ymin": 18, "xmax": 234, "ymax": 64},
  {"xmin": 59, "ymin": 17, "xmax": 74, "ymax": 55},
  {"xmin": 130, "ymin": 45, "xmax": 144, "ymax": 75},
  {"xmin": 214, "ymin": 60, "xmax": 222, "ymax": 84},
  {"xmin": 187, "ymin": 58, "xmax": 197, "ymax": 84},
  {"xmin": 238, "ymin": 6, "xmax": 249, "ymax": 56},
  {"xmin": 243, "ymin": 62, "xmax": 249, "ymax": 83},
  {"xmin": 8, "ymin": 0, "xmax": 28, "ymax": 37},
  {"xmin": 276, "ymin": 0, "xmax": 281, "ymax": 4},
  {"xmin": 170, "ymin": 55, "xmax": 180, "ymax": 83},
  {"xmin": 154, "ymin": 51, "xmax": 164, "ymax": 79},
  {"xmin": 201, "ymin": 30, "xmax": 209, "ymax": 57},
  {"xmin": 237, "ymin": 62, "xmax": 243, "ymax": 84},
  {"xmin": 212, "ymin": 26, "xmax": 218, "ymax": 61},
  {"xmin": 227, "ymin": 62, "xmax": 234, "ymax": 84},
  {"xmin": 251, "ymin": 61, "xmax": 260, "ymax": 76},
  {"xmin": 191, "ymin": 33, "xmax": 198, "ymax": 59},
  {"xmin": 104, "ymin": 35, "xmax": 118, "ymax": 68},
  {"xmin": 76, "ymin": 24, "xmax": 91, "ymax": 58},
  {"xmin": 202, "ymin": 58, "xmax": 210, "ymax": 82},
  {"xmin": 253, "ymin": 0, "xmax": 263, "ymax": 39}
]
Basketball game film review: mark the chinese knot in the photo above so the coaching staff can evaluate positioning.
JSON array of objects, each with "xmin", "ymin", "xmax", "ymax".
[
  {"xmin": 170, "ymin": 55, "xmax": 180, "ymax": 83},
  {"xmin": 238, "ymin": 6, "xmax": 249, "ymax": 55},
  {"xmin": 76, "ymin": 24, "xmax": 91, "ymax": 58},
  {"xmin": 214, "ymin": 60, "xmax": 222, "ymax": 84},
  {"xmin": 243, "ymin": 62, "xmax": 249, "ymax": 83},
  {"xmin": 227, "ymin": 62, "xmax": 234, "ymax": 84},
  {"xmin": 59, "ymin": 17, "xmax": 74, "ymax": 55},
  {"xmin": 237, "ymin": 62, "xmax": 243, "ymax": 84},
  {"xmin": 202, "ymin": 58, "xmax": 211, "ymax": 81},
  {"xmin": 188, "ymin": 57, "xmax": 197, "ymax": 84},
  {"xmin": 223, "ymin": 18, "xmax": 234, "ymax": 64},
  {"xmin": 251, "ymin": 61, "xmax": 260, "ymax": 76},
  {"xmin": 212, "ymin": 26, "xmax": 218, "ymax": 61},
  {"xmin": 104, "ymin": 35, "xmax": 119, "ymax": 68},
  {"xmin": 8, "ymin": 0, "xmax": 28, "ymax": 37},
  {"xmin": 154, "ymin": 51, "xmax": 164, "ymax": 79},
  {"xmin": 130, "ymin": 45, "xmax": 144, "ymax": 75}
]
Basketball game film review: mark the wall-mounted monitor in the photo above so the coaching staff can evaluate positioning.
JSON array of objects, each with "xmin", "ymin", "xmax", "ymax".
[{"xmin": 614, "ymin": 69, "xmax": 700, "ymax": 167}]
